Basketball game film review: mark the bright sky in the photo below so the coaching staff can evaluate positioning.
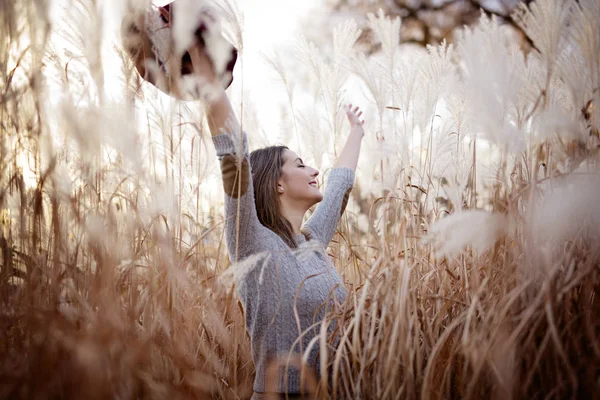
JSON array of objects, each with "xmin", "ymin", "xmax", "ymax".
[{"xmin": 226, "ymin": 0, "xmax": 324, "ymax": 138}]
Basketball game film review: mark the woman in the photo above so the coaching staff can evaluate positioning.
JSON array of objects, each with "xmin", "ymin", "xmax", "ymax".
[
  {"xmin": 126, "ymin": 5, "xmax": 365, "ymax": 397},
  {"xmin": 203, "ymin": 82, "xmax": 365, "ymax": 400},
  {"xmin": 190, "ymin": 35, "xmax": 366, "ymax": 397},
  {"xmin": 197, "ymin": 45, "xmax": 365, "ymax": 398}
]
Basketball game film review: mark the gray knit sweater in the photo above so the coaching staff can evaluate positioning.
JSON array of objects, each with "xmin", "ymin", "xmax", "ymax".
[{"xmin": 212, "ymin": 131, "xmax": 353, "ymax": 394}]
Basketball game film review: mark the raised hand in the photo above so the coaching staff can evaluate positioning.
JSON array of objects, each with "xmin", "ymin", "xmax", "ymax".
[
  {"xmin": 334, "ymin": 103, "xmax": 365, "ymax": 171},
  {"xmin": 344, "ymin": 103, "xmax": 365, "ymax": 137}
]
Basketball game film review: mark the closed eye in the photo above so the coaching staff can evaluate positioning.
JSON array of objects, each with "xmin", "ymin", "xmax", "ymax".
[{"xmin": 298, "ymin": 164, "xmax": 305, "ymax": 168}]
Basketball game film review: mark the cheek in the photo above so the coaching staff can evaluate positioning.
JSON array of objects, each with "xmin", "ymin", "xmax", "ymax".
[
  {"xmin": 289, "ymin": 176, "xmax": 307, "ymax": 192},
  {"xmin": 282, "ymin": 170, "xmax": 309, "ymax": 193}
]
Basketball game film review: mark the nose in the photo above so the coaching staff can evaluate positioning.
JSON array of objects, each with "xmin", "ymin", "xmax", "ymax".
[{"xmin": 311, "ymin": 168, "xmax": 319, "ymax": 178}]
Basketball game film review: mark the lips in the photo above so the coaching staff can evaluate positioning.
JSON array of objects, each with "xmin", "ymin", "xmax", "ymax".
[{"xmin": 309, "ymin": 181, "xmax": 317, "ymax": 187}]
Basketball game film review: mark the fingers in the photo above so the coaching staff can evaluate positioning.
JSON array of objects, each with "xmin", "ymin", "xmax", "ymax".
[
  {"xmin": 344, "ymin": 103, "xmax": 366, "ymax": 125},
  {"xmin": 344, "ymin": 103, "xmax": 362, "ymax": 115}
]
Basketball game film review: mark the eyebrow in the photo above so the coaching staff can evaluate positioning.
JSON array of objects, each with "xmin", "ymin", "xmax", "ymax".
[{"xmin": 294, "ymin": 157, "xmax": 304, "ymax": 164}]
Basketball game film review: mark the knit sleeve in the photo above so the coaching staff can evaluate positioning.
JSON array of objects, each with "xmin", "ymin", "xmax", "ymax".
[
  {"xmin": 302, "ymin": 167, "xmax": 355, "ymax": 246},
  {"xmin": 212, "ymin": 131, "xmax": 266, "ymax": 260}
]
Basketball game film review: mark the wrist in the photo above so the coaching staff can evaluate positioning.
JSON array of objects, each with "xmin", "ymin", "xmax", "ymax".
[{"xmin": 350, "ymin": 126, "xmax": 364, "ymax": 137}]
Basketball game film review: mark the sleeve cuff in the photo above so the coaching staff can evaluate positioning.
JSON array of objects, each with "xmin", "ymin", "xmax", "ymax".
[{"xmin": 212, "ymin": 131, "xmax": 249, "ymax": 157}]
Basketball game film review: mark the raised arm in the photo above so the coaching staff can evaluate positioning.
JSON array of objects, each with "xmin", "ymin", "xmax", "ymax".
[
  {"xmin": 334, "ymin": 104, "xmax": 365, "ymax": 172},
  {"xmin": 303, "ymin": 105, "xmax": 365, "ymax": 245},
  {"xmin": 191, "ymin": 48, "xmax": 265, "ymax": 261},
  {"xmin": 189, "ymin": 45, "xmax": 239, "ymax": 137}
]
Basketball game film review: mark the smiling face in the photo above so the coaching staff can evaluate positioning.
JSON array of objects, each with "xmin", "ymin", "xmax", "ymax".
[{"xmin": 277, "ymin": 149, "xmax": 323, "ymax": 207}]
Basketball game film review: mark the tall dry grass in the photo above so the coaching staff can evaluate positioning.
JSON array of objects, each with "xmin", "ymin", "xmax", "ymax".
[{"xmin": 1, "ymin": 0, "xmax": 599, "ymax": 399}]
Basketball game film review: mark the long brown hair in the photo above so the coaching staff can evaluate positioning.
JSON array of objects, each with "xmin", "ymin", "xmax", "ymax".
[{"xmin": 249, "ymin": 146, "xmax": 298, "ymax": 248}]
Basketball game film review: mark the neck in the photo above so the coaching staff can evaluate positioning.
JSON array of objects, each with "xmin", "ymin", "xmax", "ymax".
[{"xmin": 279, "ymin": 201, "xmax": 308, "ymax": 235}]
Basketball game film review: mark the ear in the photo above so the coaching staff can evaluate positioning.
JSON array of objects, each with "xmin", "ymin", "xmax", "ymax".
[{"xmin": 277, "ymin": 184, "xmax": 284, "ymax": 193}]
